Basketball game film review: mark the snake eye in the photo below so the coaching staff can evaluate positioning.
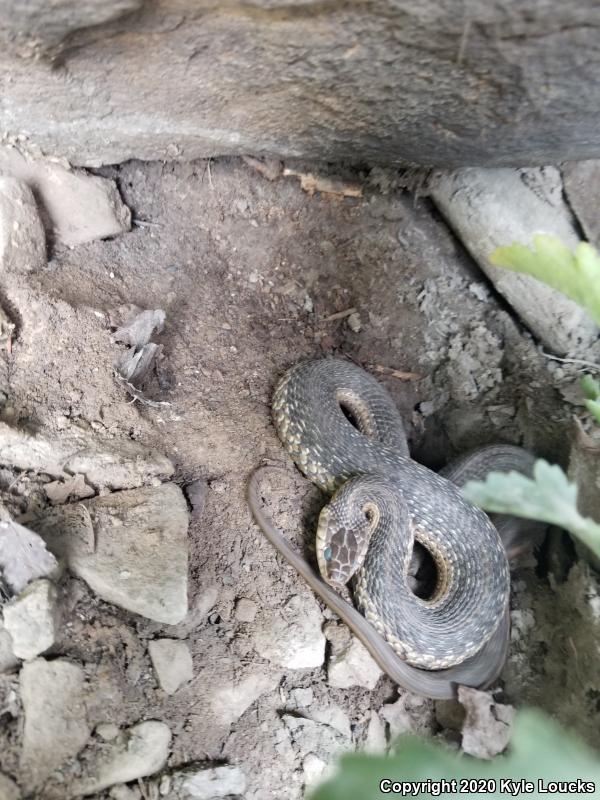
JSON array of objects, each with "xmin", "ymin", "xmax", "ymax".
[{"xmin": 323, "ymin": 546, "xmax": 332, "ymax": 562}]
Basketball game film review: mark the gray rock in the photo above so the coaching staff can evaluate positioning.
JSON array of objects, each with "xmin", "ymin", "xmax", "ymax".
[
  {"xmin": 0, "ymin": 624, "xmax": 18, "ymax": 673},
  {"xmin": 234, "ymin": 597, "xmax": 258, "ymax": 623},
  {"xmin": 2, "ymin": 579, "xmax": 60, "ymax": 660},
  {"xmin": 431, "ymin": 167, "xmax": 597, "ymax": 356},
  {"xmin": 0, "ymin": 421, "xmax": 173, "ymax": 490},
  {"xmin": 327, "ymin": 632, "xmax": 382, "ymax": 690},
  {"xmin": 3, "ymin": 4, "xmax": 600, "ymax": 167},
  {"xmin": 363, "ymin": 710, "xmax": 387, "ymax": 754},
  {"xmin": 71, "ymin": 721, "xmax": 171, "ymax": 796},
  {"xmin": 0, "ymin": 519, "xmax": 58, "ymax": 595},
  {"xmin": 0, "ymin": 147, "xmax": 130, "ymax": 245},
  {"xmin": 0, "ymin": 0, "xmax": 143, "ymax": 58},
  {"xmin": 562, "ymin": 160, "xmax": 600, "ymax": 246},
  {"xmin": 0, "ymin": 177, "xmax": 45, "ymax": 275},
  {"xmin": 20, "ymin": 659, "xmax": 91, "ymax": 787},
  {"xmin": 302, "ymin": 754, "xmax": 330, "ymax": 792},
  {"xmin": 0, "ymin": 773, "xmax": 20, "ymax": 800},
  {"xmin": 37, "ymin": 483, "xmax": 189, "ymax": 624},
  {"xmin": 211, "ymin": 669, "xmax": 281, "ymax": 727},
  {"xmin": 458, "ymin": 686, "xmax": 515, "ymax": 759},
  {"xmin": 174, "ymin": 765, "xmax": 246, "ymax": 799},
  {"xmin": 282, "ymin": 714, "xmax": 348, "ymax": 763},
  {"xmin": 148, "ymin": 639, "xmax": 193, "ymax": 695},
  {"xmin": 254, "ymin": 594, "xmax": 325, "ymax": 669}
]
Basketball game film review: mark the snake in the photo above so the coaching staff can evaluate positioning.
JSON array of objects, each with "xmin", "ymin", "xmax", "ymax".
[{"xmin": 248, "ymin": 358, "xmax": 536, "ymax": 698}]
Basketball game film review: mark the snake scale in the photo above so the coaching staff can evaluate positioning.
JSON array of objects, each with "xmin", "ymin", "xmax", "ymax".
[{"xmin": 248, "ymin": 359, "xmax": 534, "ymax": 698}]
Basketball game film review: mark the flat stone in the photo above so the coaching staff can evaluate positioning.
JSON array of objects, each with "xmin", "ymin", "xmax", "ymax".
[
  {"xmin": 0, "ymin": 147, "xmax": 130, "ymax": 246},
  {"xmin": 431, "ymin": 167, "xmax": 597, "ymax": 356},
  {"xmin": 4, "ymin": 5, "xmax": 600, "ymax": 167},
  {"xmin": 2, "ymin": 579, "xmax": 60, "ymax": 659},
  {"xmin": 363, "ymin": 710, "xmax": 387, "ymax": 754},
  {"xmin": 174, "ymin": 765, "xmax": 246, "ymax": 799},
  {"xmin": 0, "ymin": 421, "xmax": 174, "ymax": 490},
  {"xmin": 562, "ymin": 160, "xmax": 600, "ymax": 246},
  {"xmin": 307, "ymin": 705, "xmax": 352, "ymax": 740},
  {"xmin": 282, "ymin": 715, "xmax": 348, "ymax": 763},
  {"xmin": 0, "ymin": 773, "xmax": 20, "ymax": 800},
  {"xmin": 0, "ymin": 624, "xmax": 18, "ymax": 673},
  {"xmin": 458, "ymin": 686, "xmax": 515, "ymax": 759},
  {"xmin": 0, "ymin": 177, "xmax": 45, "ymax": 275},
  {"xmin": 327, "ymin": 633, "xmax": 383, "ymax": 690},
  {"xmin": 211, "ymin": 670, "xmax": 281, "ymax": 727},
  {"xmin": 234, "ymin": 597, "xmax": 258, "ymax": 623},
  {"xmin": 0, "ymin": 519, "xmax": 58, "ymax": 595},
  {"xmin": 254, "ymin": 594, "xmax": 325, "ymax": 670},
  {"xmin": 71, "ymin": 721, "xmax": 171, "ymax": 796},
  {"xmin": 20, "ymin": 658, "xmax": 91, "ymax": 788},
  {"xmin": 36, "ymin": 483, "xmax": 189, "ymax": 624},
  {"xmin": 148, "ymin": 639, "xmax": 193, "ymax": 695}
]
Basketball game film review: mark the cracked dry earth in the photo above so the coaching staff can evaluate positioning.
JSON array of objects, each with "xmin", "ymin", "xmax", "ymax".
[{"xmin": 1, "ymin": 157, "xmax": 600, "ymax": 799}]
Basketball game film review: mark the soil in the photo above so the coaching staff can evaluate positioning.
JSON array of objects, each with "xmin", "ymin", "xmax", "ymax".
[{"xmin": 1, "ymin": 158, "xmax": 599, "ymax": 798}]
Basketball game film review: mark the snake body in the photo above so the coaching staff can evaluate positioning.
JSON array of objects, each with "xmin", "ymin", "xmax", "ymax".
[{"xmin": 249, "ymin": 359, "xmax": 532, "ymax": 697}]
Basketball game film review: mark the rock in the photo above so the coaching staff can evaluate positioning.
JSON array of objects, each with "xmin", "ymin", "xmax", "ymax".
[
  {"xmin": 0, "ymin": 147, "xmax": 130, "ymax": 246},
  {"xmin": 0, "ymin": 773, "xmax": 20, "ymax": 800},
  {"xmin": 148, "ymin": 639, "xmax": 193, "ymax": 695},
  {"xmin": 302, "ymin": 753, "xmax": 330, "ymax": 791},
  {"xmin": 0, "ymin": 421, "xmax": 174, "ymax": 490},
  {"xmin": 0, "ymin": 177, "xmax": 45, "ymax": 275},
  {"xmin": 1, "ymin": 0, "xmax": 143, "ymax": 58},
  {"xmin": 346, "ymin": 312, "xmax": 362, "ymax": 333},
  {"xmin": 431, "ymin": 167, "xmax": 597, "ymax": 355},
  {"xmin": 108, "ymin": 786, "xmax": 142, "ymax": 800},
  {"xmin": 282, "ymin": 714, "xmax": 348, "ymax": 763},
  {"xmin": 211, "ymin": 670, "xmax": 281, "ymax": 727},
  {"xmin": 288, "ymin": 687, "xmax": 314, "ymax": 708},
  {"xmin": 20, "ymin": 658, "xmax": 91, "ymax": 787},
  {"xmin": 96, "ymin": 723, "xmax": 121, "ymax": 742},
  {"xmin": 326, "ymin": 632, "xmax": 382, "ymax": 690},
  {"xmin": 2, "ymin": 579, "xmax": 60, "ymax": 659},
  {"xmin": 36, "ymin": 483, "xmax": 189, "ymax": 624},
  {"xmin": 363, "ymin": 710, "xmax": 387, "ymax": 754},
  {"xmin": 307, "ymin": 705, "xmax": 352, "ymax": 740},
  {"xmin": 0, "ymin": 624, "xmax": 18, "ymax": 673},
  {"xmin": 234, "ymin": 597, "xmax": 258, "ymax": 623},
  {"xmin": 71, "ymin": 721, "xmax": 171, "ymax": 796},
  {"xmin": 173, "ymin": 765, "xmax": 246, "ymax": 799},
  {"xmin": 0, "ymin": 519, "xmax": 58, "ymax": 594},
  {"xmin": 44, "ymin": 473, "xmax": 95, "ymax": 505},
  {"xmin": 381, "ymin": 693, "xmax": 436, "ymax": 741},
  {"xmin": 3, "ymin": 5, "xmax": 600, "ymax": 167},
  {"xmin": 458, "ymin": 686, "xmax": 515, "ymax": 759},
  {"xmin": 254, "ymin": 594, "xmax": 325, "ymax": 669},
  {"xmin": 562, "ymin": 160, "xmax": 600, "ymax": 246}
]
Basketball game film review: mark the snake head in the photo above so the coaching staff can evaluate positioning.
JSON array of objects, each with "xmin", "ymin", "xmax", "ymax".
[{"xmin": 316, "ymin": 478, "xmax": 380, "ymax": 587}]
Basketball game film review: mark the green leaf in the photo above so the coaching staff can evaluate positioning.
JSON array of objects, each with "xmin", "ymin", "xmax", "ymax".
[
  {"xmin": 309, "ymin": 711, "xmax": 600, "ymax": 800},
  {"xmin": 462, "ymin": 459, "xmax": 600, "ymax": 559},
  {"xmin": 585, "ymin": 399, "xmax": 600, "ymax": 426},
  {"xmin": 490, "ymin": 235, "xmax": 600, "ymax": 326},
  {"xmin": 581, "ymin": 374, "xmax": 600, "ymax": 401}
]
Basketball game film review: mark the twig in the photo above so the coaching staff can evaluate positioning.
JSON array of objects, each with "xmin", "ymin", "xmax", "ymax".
[
  {"xmin": 321, "ymin": 307, "xmax": 357, "ymax": 323},
  {"xmin": 368, "ymin": 364, "xmax": 422, "ymax": 381},
  {"xmin": 114, "ymin": 372, "xmax": 172, "ymax": 408},
  {"xmin": 540, "ymin": 350, "xmax": 600, "ymax": 372}
]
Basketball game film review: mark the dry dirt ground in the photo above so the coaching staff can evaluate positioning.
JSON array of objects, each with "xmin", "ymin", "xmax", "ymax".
[{"xmin": 1, "ymin": 158, "xmax": 599, "ymax": 799}]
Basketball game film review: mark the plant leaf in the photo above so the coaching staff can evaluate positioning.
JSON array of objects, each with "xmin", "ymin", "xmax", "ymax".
[
  {"xmin": 462, "ymin": 459, "xmax": 600, "ymax": 558},
  {"xmin": 581, "ymin": 374, "xmax": 600, "ymax": 401},
  {"xmin": 490, "ymin": 235, "xmax": 600, "ymax": 326},
  {"xmin": 309, "ymin": 711, "xmax": 600, "ymax": 800}
]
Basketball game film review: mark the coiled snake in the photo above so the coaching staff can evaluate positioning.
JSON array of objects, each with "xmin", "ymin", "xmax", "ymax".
[{"xmin": 248, "ymin": 359, "xmax": 535, "ymax": 698}]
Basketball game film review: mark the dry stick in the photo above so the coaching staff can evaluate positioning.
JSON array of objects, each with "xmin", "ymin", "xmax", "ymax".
[
  {"xmin": 540, "ymin": 350, "xmax": 600, "ymax": 372},
  {"xmin": 368, "ymin": 364, "xmax": 422, "ymax": 381},
  {"xmin": 321, "ymin": 307, "xmax": 357, "ymax": 322},
  {"xmin": 114, "ymin": 372, "xmax": 172, "ymax": 408}
]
